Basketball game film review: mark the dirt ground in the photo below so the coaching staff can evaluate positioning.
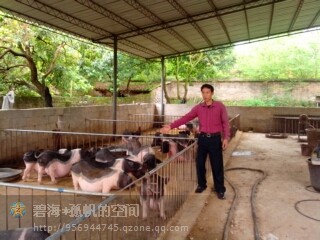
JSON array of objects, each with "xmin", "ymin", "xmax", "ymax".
[{"xmin": 188, "ymin": 132, "xmax": 320, "ymax": 240}]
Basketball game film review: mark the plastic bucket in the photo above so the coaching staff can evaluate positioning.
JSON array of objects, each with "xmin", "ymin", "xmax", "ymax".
[
  {"xmin": 307, "ymin": 159, "xmax": 320, "ymax": 192},
  {"xmin": 306, "ymin": 128, "xmax": 320, "ymax": 148}
]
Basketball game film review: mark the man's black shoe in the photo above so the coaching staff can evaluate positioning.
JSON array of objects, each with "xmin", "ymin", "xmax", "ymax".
[
  {"xmin": 195, "ymin": 186, "xmax": 207, "ymax": 193},
  {"xmin": 217, "ymin": 192, "xmax": 225, "ymax": 199}
]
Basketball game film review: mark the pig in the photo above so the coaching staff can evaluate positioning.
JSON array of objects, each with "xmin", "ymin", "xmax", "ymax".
[
  {"xmin": 22, "ymin": 150, "xmax": 43, "ymax": 182},
  {"xmin": 121, "ymin": 152, "xmax": 159, "ymax": 179},
  {"xmin": 151, "ymin": 122, "xmax": 193, "ymax": 147},
  {"xmin": 177, "ymin": 122, "xmax": 194, "ymax": 136},
  {"xmin": 121, "ymin": 128, "xmax": 144, "ymax": 155},
  {"xmin": 152, "ymin": 132, "xmax": 194, "ymax": 160},
  {"xmin": 35, "ymin": 148, "xmax": 91, "ymax": 184},
  {"xmin": 151, "ymin": 132, "xmax": 165, "ymax": 148},
  {"xmin": 71, "ymin": 159, "xmax": 133, "ymax": 193},
  {"xmin": 140, "ymin": 173, "xmax": 169, "ymax": 220},
  {"xmin": 0, "ymin": 227, "xmax": 50, "ymax": 240},
  {"xmin": 85, "ymin": 149, "xmax": 142, "ymax": 177},
  {"xmin": 122, "ymin": 136, "xmax": 142, "ymax": 155},
  {"xmin": 111, "ymin": 158, "xmax": 143, "ymax": 178},
  {"xmin": 90, "ymin": 147, "xmax": 158, "ymax": 179},
  {"xmin": 94, "ymin": 147, "xmax": 117, "ymax": 163},
  {"xmin": 165, "ymin": 133, "xmax": 194, "ymax": 160},
  {"xmin": 126, "ymin": 146, "xmax": 155, "ymax": 164}
]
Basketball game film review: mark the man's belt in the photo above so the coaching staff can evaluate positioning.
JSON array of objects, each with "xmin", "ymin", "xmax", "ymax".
[{"xmin": 199, "ymin": 132, "xmax": 221, "ymax": 137}]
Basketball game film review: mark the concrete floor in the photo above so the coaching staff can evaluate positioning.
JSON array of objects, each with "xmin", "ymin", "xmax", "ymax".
[{"xmin": 163, "ymin": 132, "xmax": 320, "ymax": 240}]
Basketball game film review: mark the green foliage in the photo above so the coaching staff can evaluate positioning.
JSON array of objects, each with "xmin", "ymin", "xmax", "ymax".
[
  {"xmin": 234, "ymin": 31, "xmax": 320, "ymax": 80},
  {"xmin": 149, "ymin": 95, "xmax": 314, "ymax": 107},
  {"xmin": 224, "ymin": 96, "xmax": 314, "ymax": 107},
  {"xmin": 166, "ymin": 48, "xmax": 235, "ymax": 81}
]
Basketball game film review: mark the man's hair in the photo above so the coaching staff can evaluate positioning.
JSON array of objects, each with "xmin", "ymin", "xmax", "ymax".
[{"xmin": 201, "ymin": 84, "xmax": 214, "ymax": 92}]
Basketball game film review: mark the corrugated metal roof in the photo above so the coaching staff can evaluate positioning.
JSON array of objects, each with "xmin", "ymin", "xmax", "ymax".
[{"xmin": 0, "ymin": 0, "xmax": 319, "ymax": 59}]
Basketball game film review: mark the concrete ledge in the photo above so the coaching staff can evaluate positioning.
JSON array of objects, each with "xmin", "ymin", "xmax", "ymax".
[{"xmin": 159, "ymin": 131, "xmax": 243, "ymax": 240}]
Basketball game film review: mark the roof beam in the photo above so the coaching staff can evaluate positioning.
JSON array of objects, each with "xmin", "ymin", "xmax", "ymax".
[
  {"xmin": 268, "ymin": 1, "xmax": 275, "ymax": 35},
  {"xmin": 0, "ymin": 6, "xmax": 104, "ymax": 46},
  {"xmin": 75, "ymin": 0, "xmax": 178, "ymax": 53},
  {"xmin": 308, "ymin": 8, "xmax": 320, "ymax": 28},
  {"xmin": 167, "ymin": 0, "xmax": 213, "ymax": 46},
  {"xmin": 120, "ymin": 39, "xmax": 160, "ymax": 57},
  {"xmin": 15, "ymin": 0, "xmax": 159, "ymax": 58},
  {"xmin": 0, "ymin": 6, "xmax": 152, "ymax": 58},
  {"xmin": 243, "ymin": 0, "xmax": 251, "ymax": 40},
  {"xmin": 117, "ymin": 0, "xmax": 286, "ymax": 40},
  {"xmin": 122, "ymin": 0, "xmax": 196, "ymax": 50},
  {"xmin": 207, "ymin": 0, "xmax": 232, "ymax": 43},
  {"xmin": 16, "ymin": 0, "xmax": 111, "ymax": 37},
  {"xmin": 288, "ymin": 0, "xmax": 304, "ymax": 31},
  {"xmin": 159, "ymin": 27, "xmax": 319, "ymax": 60}
]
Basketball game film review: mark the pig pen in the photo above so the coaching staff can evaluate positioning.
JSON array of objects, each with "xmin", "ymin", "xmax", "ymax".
[
  {"xmin": 0, "ymin": 114, "xmax": 240, "ymax": 239},
  {"xmin": 0, "ymin": 129, "xmax": 202, "ymax": 239}
]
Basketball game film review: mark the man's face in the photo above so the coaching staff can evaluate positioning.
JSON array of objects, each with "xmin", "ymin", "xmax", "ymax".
[{"xmin": 201, "ymin": 87, "xmax": 213, "ymax": 101}]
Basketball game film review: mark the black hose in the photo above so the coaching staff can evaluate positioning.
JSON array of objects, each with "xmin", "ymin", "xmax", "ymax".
[
  {"xmin": 294, "ymin": 185, "xmax": 320, "ymax": 222},
  {"xmin": 294, "ymin": 199, "xmax": 320, "ymax": 222},
  {"xmin": 222, "ymin": 167, "xmax": 267, "ymax": 240}
]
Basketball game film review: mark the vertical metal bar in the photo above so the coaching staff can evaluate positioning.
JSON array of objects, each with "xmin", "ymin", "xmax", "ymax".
[
  {"xmin": 113, "ymin": 35, "xmax": 118, "ymax": 135},
  {"xmin": 160, "ymin": 56, "xmax": 165, "ymax": 121},
  {"xmin": 5, "ymin": 186, "xmax": 8, "ymax": 230}
]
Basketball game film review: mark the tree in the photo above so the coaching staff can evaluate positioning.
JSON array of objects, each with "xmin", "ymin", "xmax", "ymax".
[
  {"xmin": 165, "ymin": 48, "xmax": 235, "ymax": 102},
  {"xmin": 0, "ymin": 17, "xmax": 69, "ymax": 107},
  {"xmin": 234, "ymin": 31, "xmax": 320, "ymax": 80}
]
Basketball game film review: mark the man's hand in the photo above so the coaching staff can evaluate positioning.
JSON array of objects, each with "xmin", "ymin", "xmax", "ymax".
[
  {"xmin": 222, "ymin": 139, "xmax": 228, "ymax": 150},
  {"xmin": 160, "ymin": 124, "xmax": 171, "ymax": 134}
]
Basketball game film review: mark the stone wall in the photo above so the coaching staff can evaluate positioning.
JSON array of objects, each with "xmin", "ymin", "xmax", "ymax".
[
  {"xmin": 0, "ymin": 95, "xmax": 153, "ymax": 109},
  {"xmin": 0, "ymin": 103, "xmax": 155, "ymax": 131},
  {"xmin": 162, "ymin": 81, "xmax": 320, "ymax": 102}
]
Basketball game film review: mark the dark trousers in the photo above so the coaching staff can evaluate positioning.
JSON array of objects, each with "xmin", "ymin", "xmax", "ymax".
[{"xmin": 196, "ymin": 135, "xmax": 226, "ymax": 193}]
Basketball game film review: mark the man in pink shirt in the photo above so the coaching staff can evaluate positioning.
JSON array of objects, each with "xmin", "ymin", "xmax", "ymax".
[{"xmin": 161, "ymin": 84, "xmax": 230, "ymax": 199}]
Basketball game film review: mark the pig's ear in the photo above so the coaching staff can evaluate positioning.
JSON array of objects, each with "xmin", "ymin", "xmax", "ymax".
[
  {"xmin": 127, "ymin": 160, "xmax": 135, "ymax": 167},
  {"xmin": 161, "ymin": 141, "xmax": 170, "ymax": 153},
  {"xmin": 122, "ymin": 137, "xmax": 128, "ymax": 143}
]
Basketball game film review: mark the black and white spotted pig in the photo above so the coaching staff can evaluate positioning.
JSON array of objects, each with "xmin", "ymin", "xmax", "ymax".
[
  {"xmin": 35, "ymin": 148, "xmax": 91, "ymax": 184},
  {"xmin": 140, "ymin": 174, "xmax": 169, "ymax": 220},
  {"xmin": 70, "ymin": 159, "xmax": 133, "ymax": 193}
]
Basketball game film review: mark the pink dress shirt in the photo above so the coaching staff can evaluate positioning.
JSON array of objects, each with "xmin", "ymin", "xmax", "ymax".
[{"xmin": 170, "ymin": 101, "xmax": 230, "ymax": 140}]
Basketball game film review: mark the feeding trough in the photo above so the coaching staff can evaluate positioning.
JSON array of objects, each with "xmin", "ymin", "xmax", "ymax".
[
  {"xmin": 108, "ymin": 147, "xmax": 128, "ymax": 158},
  {"xmin": 0, "ymin": 168, "xmax": 22, "ymax": 182},
  {"xmin": 265, "ymin": 132, "xmax": 288, "ymax": 139}
]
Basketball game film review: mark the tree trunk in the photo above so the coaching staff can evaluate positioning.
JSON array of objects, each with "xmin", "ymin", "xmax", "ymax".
[
  {"xmin": 126, "ymin": 76, "xmax": 132, "ymax": 93},
  {"xmin": 44, "ymin": 86, "xmax": 53, "ymax": 107},
  {"xmin": 175, "ymin": 57, "xmax": 181, "ymax": 100},
  {"xmin": 162, "ymin": 70, "xmax": 171, "ymax": 104},
  {"xmin": 176, "ymin": 76, "xmax": 180, "ymax": 100},
  {"xmin": 183, "ymin": 79, "xmax": 188, "ymax": 100}
]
